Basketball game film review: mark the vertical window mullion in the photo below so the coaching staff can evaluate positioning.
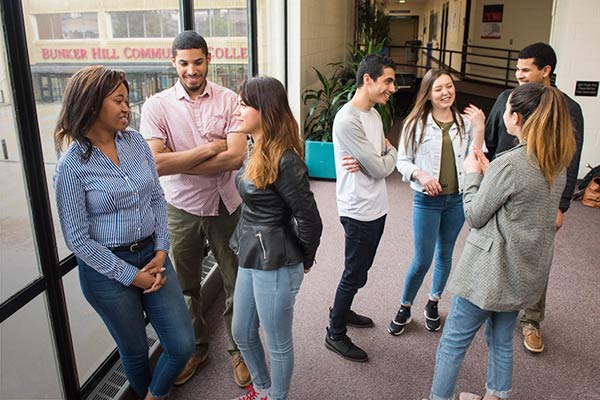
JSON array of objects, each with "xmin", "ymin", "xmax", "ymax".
[{"xmin": 143, "ymin": 13, "xmax": 146, "ymax": 37}]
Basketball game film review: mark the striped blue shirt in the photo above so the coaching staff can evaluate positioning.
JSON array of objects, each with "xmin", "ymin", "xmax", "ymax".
[{"xmin": 54, "ymin": 129, "xmax": 169, "ymax": 286}]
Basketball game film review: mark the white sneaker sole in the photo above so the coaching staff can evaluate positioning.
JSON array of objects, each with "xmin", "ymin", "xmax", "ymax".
[
  {"xmin": 388, "ymin": 317, "xmax": 412, "ymax": 336},
  {"xmin": 424, "ymin": 310, "xmax": 441, "ymax": 331}
]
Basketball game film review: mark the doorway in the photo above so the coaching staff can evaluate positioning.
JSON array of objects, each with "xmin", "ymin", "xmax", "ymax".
[{"xmin": 388, "ymin": 16, "xmax": 419, "ymax": 64}]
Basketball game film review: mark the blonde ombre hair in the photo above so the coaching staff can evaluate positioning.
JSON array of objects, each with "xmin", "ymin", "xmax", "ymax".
[
  {"xmin": 509, "ymin": 83, "xmax": 576, "ymax": 186},
  {"xmin": 239, "ymin": 76, "xmax": 303, "ymax": 189}
]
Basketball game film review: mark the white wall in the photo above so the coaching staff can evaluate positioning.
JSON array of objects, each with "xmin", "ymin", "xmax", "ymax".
[
  {"xmin": 419, "ymin": 0, "xmax": 469, "ymax": 72},
  {"xmin": 287, "ymin": 0, "xmax": 355, "ymax": 130},
  {"xmin": 469, "ymin": 0, "xmax": 553, "ymax": 49},
  {"xmin": 467, "ymin": 0, "xmax": 553, "ymax": 83},
  {"xmin": 551, "ymin": 0, "xmax": 600, "ymax": 177}
]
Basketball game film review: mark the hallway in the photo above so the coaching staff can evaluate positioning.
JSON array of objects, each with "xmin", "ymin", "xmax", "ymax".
[{"xmin": 171, "ymin": 174, "xmax": 600, "ymax": 400}]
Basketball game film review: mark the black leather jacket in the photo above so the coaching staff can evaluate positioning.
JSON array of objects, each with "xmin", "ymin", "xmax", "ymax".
[{"xmin": 229, "ymin": 150, "xmax": 322, "ymax": 270}]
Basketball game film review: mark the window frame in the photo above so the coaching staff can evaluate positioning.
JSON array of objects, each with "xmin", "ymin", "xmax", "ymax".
[{"xmin": 0, "ymin": 0, "xmax": 266, "ymax": 399}]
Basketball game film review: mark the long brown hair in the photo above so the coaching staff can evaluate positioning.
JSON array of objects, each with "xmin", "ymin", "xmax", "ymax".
[
  {"xmin": 54, "ymin": 66, "xmax": 129, "ymax": 160},
  {"xmin": 240, "ymin": 76, "xmax": 303, "ymax": 189},
  {"xmin": 509, "ymin": 83, "xmax": 576, "ymax": 185},
  {"xmin": 401, "ymin": 69, "xmax": 465, "ymax": 152}
]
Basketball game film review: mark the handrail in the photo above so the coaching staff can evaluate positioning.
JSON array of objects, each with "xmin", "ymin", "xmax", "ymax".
[{"xmin": 388, "ymin": 43, "xmax": 519, "ymax": 88}]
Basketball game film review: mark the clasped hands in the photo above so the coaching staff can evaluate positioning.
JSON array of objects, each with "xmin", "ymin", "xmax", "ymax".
[
  {"xmin": 132, "ymin": 250, "xmax": 168, "ymax": 293},
  {"xmin": 463, "ymin": 146, "xmax": 489, "ymax": 175}
]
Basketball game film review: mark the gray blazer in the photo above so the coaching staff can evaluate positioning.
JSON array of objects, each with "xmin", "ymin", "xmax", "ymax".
[{"xmin": 448, "ymin": 145, "xmax": 566, "ymax": 312}]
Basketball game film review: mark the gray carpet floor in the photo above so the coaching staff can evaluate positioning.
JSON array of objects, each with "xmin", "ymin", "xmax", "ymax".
[{"xmin": 171, "ymin": 173, "xmax": 600, "ymax": 400}]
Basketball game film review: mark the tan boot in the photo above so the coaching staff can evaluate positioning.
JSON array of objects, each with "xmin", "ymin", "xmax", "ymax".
[
  {"xmin": 174, "ymin": 352, "xmax": 208, "ymax": 385},
  {"xmin": 523, "ymin": 325, "xmax": 544, "ymax": 353},
  {"xmin": 232, "ymin": 352, "xmax": 251, "ymax": 387}
]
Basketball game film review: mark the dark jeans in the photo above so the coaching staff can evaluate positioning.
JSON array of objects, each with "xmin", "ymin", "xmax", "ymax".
[
  {"xmin": 329, "ymin": 215, "xmax": 386, "ymax": 339},
  {"xmin": 77, "ymin": 242, "xmax": 194, "ymax": 398}
]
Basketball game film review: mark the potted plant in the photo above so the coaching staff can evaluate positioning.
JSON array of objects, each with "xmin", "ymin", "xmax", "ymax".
[
  {"xmin": 302, "ymin": 40, "xmax": 396, "ymax": 179},
  {"xmin": 302, "ymin": 63, "xmax": 354, "ymax": 179}
]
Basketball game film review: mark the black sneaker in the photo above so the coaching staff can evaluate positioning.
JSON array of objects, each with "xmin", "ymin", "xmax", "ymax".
[
  {"xmin": 324, "ymin": 328, "xmax": 369, "ymax": 362},
  {"xmin": 329, "ymin": 307, "xmax": 374, "ymax": 328},
  {"xmin": 424, "ymin": 300, "xmax": 441, "ymax": 331},
  {"xmin": 388, "ymin": 305, "xmax": 412, "ymax": 336}
]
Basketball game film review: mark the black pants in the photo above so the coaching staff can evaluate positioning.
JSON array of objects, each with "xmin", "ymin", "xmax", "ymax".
[{"xmin": 329, "ymin": 215, "xmax": 386, "ymax": 339}]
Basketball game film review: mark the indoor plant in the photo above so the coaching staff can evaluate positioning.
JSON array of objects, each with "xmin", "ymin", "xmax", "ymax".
[
  {"xmin": 302, "ymin": 40, "xmax": 396, "ymax": 179},
  {"xmin": 302, "ymin": 63, "xmax": 354, "ymax": 179}
]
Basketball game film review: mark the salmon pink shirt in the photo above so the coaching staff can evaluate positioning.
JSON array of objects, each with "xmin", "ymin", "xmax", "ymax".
[{"xmin": 140, "ymin": 80, "xmax": 242, "ymax": 216}]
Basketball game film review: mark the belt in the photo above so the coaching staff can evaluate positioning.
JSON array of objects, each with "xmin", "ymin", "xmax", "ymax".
[{"xmin": 109, "ymin": 235, "xmax": 154, "ymax": 253}]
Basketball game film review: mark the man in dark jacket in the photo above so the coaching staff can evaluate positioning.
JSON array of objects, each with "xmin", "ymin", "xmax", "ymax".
[{"xmin": 485, "ymin": 42, "xmax": 584, "ymax": 354}]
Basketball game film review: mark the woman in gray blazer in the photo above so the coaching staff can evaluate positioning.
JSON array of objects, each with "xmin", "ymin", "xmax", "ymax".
[{"xmin": 428, "ymin": 83, "xmax": 577, "ymax": 400}]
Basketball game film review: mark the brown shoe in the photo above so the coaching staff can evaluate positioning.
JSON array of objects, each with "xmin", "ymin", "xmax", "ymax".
[
  {"xmin": 523, "ymin": 325, "xmax": 544, "ymax": 353},
  {"xmin": 232, "ymin": 352, "xmax": 251, "ymax": 387},
  {"xmin": 174, "ymin": 352, "xmax": 208, "ymax": 385}
]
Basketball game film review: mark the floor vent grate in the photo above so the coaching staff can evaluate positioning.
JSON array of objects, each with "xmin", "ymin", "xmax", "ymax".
[{"xmin": 86, "ymin": 331, "xmax": 159, "ymax": 400}]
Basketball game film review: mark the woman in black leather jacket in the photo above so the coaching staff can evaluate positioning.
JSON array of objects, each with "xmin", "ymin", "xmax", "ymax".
[{"xmin": 229, "ymin": 76, "xmax": 322, "ymax": 400}]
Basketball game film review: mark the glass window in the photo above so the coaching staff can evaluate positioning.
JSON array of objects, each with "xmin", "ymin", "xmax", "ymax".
[
  {"xmin": 63, "ymin": 267, "xmax": 118, "ymax": 382},
  {"xmin": 256, "ymin": 0, "xmax": 286, "ymax": 81},
  {"xmin": 210, "ymin": 64, "xmax": 247, "ymax": 91},
  {"xmin": 0, "ymin": 25, "xmax": 42, "ymax": 303},
  {"xmin": 110, "ymin": 11, "xmax": 179, "ymax": 38},
  {"xmin": 111, "ymin": 12, "xmax": 128, "ymax": 38},
  {"xmin": 0, "ymin": 295, "xmax": 64, "ymax": 399},
  {"xmin": 145, "ymin": 12, "xmax": 162, "ymax": 37},
  {"xmin": 194, "ymin": 1, "xmax": 248, "ymax": 92},
  {"xmin": 193, "ymin": 6, "xmax": 247, "ymax": 37},
  {"xmin": 23, "ymin": 0, "xmax": 181, "ymax": 384},
  {"xmin": 224, "ymin": 8, "xmax": 247, "ymax": 36},
  {"xmin": 37, "ymin": 14, "xmax": 62, "ymax": 40},
  {"xmin": 161, "ymin": 11, "xmax": 179, "ymax": 37},
  {"xmin": 212, "ymin": 9, "xmax": 230, "ymax": 36},
  {"xmin": 194, "ymin": 9, "xmax": 211, "ymax": 37},
  {"xmin": 36, "ymin": 13, "xmax": 99, "ymax": 40}
]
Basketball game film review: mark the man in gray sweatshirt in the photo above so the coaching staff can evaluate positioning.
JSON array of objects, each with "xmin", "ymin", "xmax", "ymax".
[{"xmin": 325, "ymin": 54, "xmax": 398, "ymax": 362}]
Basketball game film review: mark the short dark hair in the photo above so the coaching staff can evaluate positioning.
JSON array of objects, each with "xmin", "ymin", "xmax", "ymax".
[
  {"xmin": 171, "ymin": 30, "xmax": 209, "ymax": 58},
  {"xmin": 356, "ymin": 54, "xmax": 396, "ymax": 88},
  {"xmin": 518, "ymin": 42, "xmax": 557, "ymax": 75}
]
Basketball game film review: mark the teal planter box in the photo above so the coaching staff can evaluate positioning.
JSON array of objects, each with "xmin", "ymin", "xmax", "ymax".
[{"xmin": 305, "ymin": 140, "xmax": 336, "ymax": 179}]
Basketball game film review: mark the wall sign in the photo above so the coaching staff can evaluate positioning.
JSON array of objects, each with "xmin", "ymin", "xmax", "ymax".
[
  {"xmin": 481, "ymin": 4, "xmax": 503, "ymax": 39},
  {"xmin": 574, "ymin": 81, "xmax": 599, "ymax": 97},
  {"xmin": 40, "ymin": 46, "xmax": 248, "ymax": 61}
]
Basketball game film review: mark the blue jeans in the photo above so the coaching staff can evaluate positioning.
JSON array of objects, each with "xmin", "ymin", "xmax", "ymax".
[
  {"xmin": 401, "ymin": 192, "xmax": 464, "ymax": 305},
  {"xmin": 232, "ymin": 264, "xmax": 304, "ymax": 400},
  {"xmin": 77, "ymin": 243, "xmax": 194, "ymax": 398},
  {"xmin": 329, "ymin": 215, "xmax": 386, "ymax": 339},
  {"xmin": 430, "ymin": 296, "xmax": 519, "ymax": 400}
]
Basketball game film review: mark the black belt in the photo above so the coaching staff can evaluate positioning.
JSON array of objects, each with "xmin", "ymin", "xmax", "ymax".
[{"xmin": 110, "ymin": 235, "xmax": 154, "ymax": 253}]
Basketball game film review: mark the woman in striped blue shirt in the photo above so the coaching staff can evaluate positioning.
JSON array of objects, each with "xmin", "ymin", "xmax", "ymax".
[{"xmin": 54, "ymin": 66, "xmax": 194, "ymax": 399}]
